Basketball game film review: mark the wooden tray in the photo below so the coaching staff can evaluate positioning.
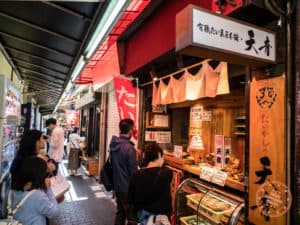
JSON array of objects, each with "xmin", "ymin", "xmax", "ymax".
[{"xmin": 199, "ymin": 196, "xmax": 234, "ymax": 224}]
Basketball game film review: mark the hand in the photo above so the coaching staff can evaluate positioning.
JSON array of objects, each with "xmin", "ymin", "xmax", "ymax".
[
  {"xmin": 47, "ymin": 161, "xmax": 56, "ymax": 172},
  {"xmin": 45, "ymin": 178, "xmax": 51, "ymax": 188}
]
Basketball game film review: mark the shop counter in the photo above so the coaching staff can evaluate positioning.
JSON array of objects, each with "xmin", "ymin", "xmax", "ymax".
[{"xmin": 164, "ymin": 154, "xmax": 244, "ymax": 192}]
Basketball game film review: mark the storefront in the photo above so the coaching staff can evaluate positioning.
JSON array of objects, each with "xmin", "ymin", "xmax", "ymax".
[
  {"xmin": 75, "ymin": 89, "xmax": 101, "ymax": 176},
  {"xmin": 119, "ymin": 2, "xmax": 291, "ymax": 225}
]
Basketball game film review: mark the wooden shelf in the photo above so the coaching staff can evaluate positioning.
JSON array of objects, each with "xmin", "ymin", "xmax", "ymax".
[{"xmin": 164, "ymin": 155, "xmax": 244, "ymax": 192}]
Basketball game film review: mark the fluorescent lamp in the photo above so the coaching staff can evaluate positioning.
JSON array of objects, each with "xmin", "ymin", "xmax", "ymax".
[
  {"xmin": 53, "ymin": 0, "xmax": 130, "ymax": 114},
  {"xmin": 71, "ymin": 56, "xmax": 85, "ymax": 82},
  {"xmin": 85, "ymin": 0, "xmax": 129, "ymax": 59}
]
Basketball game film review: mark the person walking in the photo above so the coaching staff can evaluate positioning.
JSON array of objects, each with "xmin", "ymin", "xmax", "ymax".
[
  {"xmin": 109, "ymin": 118, "xmax": 138, "ymax": 225},
  {"xmin": 68, "ymin": 127, "xmax": 85, "ymax": 176},
  {"xmin": 128, "ymin": 143, "xmax": 173, "ymax": 225},
  {"xmin": 46, "ymin": 118, "xmax": 65, "ymax": 171}
]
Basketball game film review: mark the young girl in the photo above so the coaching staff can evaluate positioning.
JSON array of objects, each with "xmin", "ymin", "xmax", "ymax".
[{"xmin": 11, "ymin": 156, "xmax": 60, "ymax": 225}]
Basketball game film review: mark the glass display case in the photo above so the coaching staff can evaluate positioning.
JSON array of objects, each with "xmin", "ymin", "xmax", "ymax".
[{"xmin": 175, "ymin": 178, "xmax": 244, "ymax": 225}]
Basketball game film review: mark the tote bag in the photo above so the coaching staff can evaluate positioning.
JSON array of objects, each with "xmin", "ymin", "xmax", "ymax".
[
  {"xmin": 50, "ymin": 173, "xmax": 70, "ymax": 198},
  {"xmin": 100, "ymin": 155, "xmax": 113, "ymax": 191}
]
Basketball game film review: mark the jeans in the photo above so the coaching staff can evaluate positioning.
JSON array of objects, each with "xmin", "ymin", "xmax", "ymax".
[
  {"xmin": 114, "ymin": 192, "xmax": 137, "ymax": 225},
  {"xmin": 137, "ymin": 210, "xmax": 170, "ymax": 225}
]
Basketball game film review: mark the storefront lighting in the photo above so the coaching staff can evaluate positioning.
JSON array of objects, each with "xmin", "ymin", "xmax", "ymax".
[
  {"xmin": 54, "ymin": 0, "xmax": 129, "ymax": 114},
  {"xmin": 84, "ymin": 0, "xmax": 129, "ymax": 59},
  {"xmin": 71, "ymin": 56, "xmax": 85, "ymax": 82}
]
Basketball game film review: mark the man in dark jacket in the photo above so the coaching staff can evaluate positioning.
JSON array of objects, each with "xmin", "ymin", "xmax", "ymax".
[{"xmin": 110, "ymin": 118, "xmax": 138, "ymax": 225}]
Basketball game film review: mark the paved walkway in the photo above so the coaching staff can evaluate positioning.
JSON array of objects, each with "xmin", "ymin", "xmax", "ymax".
[{"xmin": 50, "ymin": 161, "xmax": 116, "ymax": 225}]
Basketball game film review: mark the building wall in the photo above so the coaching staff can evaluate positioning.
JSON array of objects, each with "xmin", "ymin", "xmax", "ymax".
[
  {"xmin": 106, "ymin": 90, "xmax": 120, "ymax": 158},
  {"xmin": 0, "ymin": 51, "xmax": 21, "ymax": 89},
  {"xmin": 124, "ymin": 0, "xmax": 212, "ymax": 74}
]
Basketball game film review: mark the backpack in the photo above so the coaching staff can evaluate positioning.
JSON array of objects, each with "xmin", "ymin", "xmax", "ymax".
[{"xmin": 100, "ymin": 154, "xmax": 113, "ymax": 191}]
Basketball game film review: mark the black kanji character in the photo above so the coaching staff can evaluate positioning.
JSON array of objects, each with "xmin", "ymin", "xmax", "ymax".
[
  {"xmin": 245, "ymin": 30, "xmax": 258, "ymax": 54},
  {"xmin": 259, "ymin": 36, "xmax": 272, "ymax": 56},
  {"xmin": 255, "ymin": 156, "xmax": 272, "ymax": 184}
]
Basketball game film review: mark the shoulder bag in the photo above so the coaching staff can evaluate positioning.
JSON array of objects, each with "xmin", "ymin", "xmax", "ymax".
[{"xmin": 0, "ymin": 190, "xmax": 36, "ymax": 225}]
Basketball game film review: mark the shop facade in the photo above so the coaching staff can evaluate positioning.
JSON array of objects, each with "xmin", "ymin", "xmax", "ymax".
[
  {"xmin": 114, "ymin": 1, "xmax": 293, "ymax": 225},
  {"xmin": 70, "ymin": 0, "xmax": 297, "ymax": 224},
  {"xmin": 75, "ymin": 90, "xmax": 101, "ymax": 176}
]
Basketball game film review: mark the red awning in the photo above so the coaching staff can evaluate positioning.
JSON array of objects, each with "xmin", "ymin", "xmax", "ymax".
[{"xmin": 76, "ymin": 0, "xmax": 151, "ymax": 86}]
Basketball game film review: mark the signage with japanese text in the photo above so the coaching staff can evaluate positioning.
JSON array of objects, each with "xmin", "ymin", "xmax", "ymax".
[
  {"xmin": 114, "ymin": 77, "xmax": 138, "ymax": 139},
  {"xmin": 249, "ymin": 74, "xmax": 288, "ymax": 225},
  {"xmin": 211, "ymin": 170, "xmax": 228, "ymax": 186},
  {"xmin": 66, "ymin": 110, "xmax": 79, "ymax": 129},
  {"xmin": 173, "ymin": 145, "xmax": 183, "ymax": 158},
  {"xmin": 200, "ymin": 166, "xmax": 214, "ymax": 182},
  {"xmin": 145, "ymin": 131, "xmax": 171, "ymax": 144},
  {"xmin": 176, "ymin": 5, "xmax": 276, "ymax": 66}
]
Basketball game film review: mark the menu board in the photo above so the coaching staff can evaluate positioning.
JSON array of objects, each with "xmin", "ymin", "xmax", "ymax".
[
  {"xmin": 153, "ymin": 114, "xmax": 169, "ymax": 127},
  {"xmin": 145, "ymin": 131, "xmax": 171, "ymax": 143}
]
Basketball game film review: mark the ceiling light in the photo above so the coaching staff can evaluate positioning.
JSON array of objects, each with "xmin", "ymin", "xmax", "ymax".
[{"xmin": 85, "ymin": 0, "xmax": 129, "ymax": 59}]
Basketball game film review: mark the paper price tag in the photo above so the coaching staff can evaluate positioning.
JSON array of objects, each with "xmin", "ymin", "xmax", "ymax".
[
  {"xmin": 173, "ymin": 145, "xmax": 183, "ymax": 158},
  {"xmin": 212, "ymin": 170, "xmax": 228, "ymax": 186},
  {"xmin": 200, "ymin": 166, "xmax": 215, "ymax": 182}
]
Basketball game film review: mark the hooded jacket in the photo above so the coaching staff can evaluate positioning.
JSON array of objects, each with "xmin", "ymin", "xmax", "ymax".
[{"xmin": 109, "ymin": 135, "xmax": 137, "ymax": 192}]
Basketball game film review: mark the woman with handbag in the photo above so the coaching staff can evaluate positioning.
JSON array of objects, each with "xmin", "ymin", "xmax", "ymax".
[
  {"xmin": 11, "ymin": 156, "xmax": 60, "ymax": 225},
  {"xmin": 128, "ymin": 143, "xmax": 173, "ymax": 225},
  {"xmin": 68, "ymin": 127, "xmax": 85, "ymax": 176}
]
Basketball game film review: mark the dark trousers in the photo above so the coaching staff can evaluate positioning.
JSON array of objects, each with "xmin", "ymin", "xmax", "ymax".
[{"xmin": 114, "ymin": 192, "xmax": 137, "ymax": 225}]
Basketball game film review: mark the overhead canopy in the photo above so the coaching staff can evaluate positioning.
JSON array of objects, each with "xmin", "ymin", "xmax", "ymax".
[{"xmin": 0, "ymin": 1, "xmax": 107, "ymax": 114}]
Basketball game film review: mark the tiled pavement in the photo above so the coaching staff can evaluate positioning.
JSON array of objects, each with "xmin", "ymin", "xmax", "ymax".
[{"xmin": 50, "ymin": 161, "xmax": 116, "ymax": 225}]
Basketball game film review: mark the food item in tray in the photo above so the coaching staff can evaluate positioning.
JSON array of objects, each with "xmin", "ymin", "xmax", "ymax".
[
  {"xmin": 188, "ymin": 193, "xmax": 204, "ymax": 202},
  {"xmin": 224, "ymin": 156, "xmax": 244, "ymax": 182},
  {"xmin": 201, "ymin": 196, "xmax": 231, "ymax": 212},
  {"xmin": 205, "ymin": 153, "xmax": 215, "ymax": 166},
  {"xmin": 180, "ymin": 215, "xmax": 210, "ymax": 225},
  {"xmin": 180, "ymin": 215, "xmax": 197, "ymax": 225},
  {"xmin": 186, "ymin": 193, "xmax": 204, "ymax": 210}
]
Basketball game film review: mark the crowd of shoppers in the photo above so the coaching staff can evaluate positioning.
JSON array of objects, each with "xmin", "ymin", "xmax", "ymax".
[{"xmin": 7, "ymin": 117, "xmax": 172, "ymax": 225}]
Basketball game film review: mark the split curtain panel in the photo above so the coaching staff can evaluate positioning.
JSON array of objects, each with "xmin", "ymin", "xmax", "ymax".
[{"xmin": 152, "ymin": 62, "xmax": 229, "ymax": 105}]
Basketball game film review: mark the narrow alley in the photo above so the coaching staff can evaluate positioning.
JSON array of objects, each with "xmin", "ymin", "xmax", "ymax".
[{"xmin": 50, "ymin": 160, "xmax": 115, "ymax": 225}]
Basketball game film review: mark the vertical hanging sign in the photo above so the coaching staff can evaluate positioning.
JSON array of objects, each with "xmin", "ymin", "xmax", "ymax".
[
  {"xmin": 249, "ymin": 74, "xmax": 291, "ymax": 225},
  {"xmin": 66, "ymin": 110, "xmax": 79, "ymax": 129},
  {"xmin": 114, "ymin": 77, "xmax": 137, "ymax": 138}
]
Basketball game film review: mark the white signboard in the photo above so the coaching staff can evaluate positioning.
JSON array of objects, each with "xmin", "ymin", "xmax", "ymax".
[
  {"xmin": 192, "ymin": 8, "xmax": 275, "ymax": 62},
  {"xmin": 190, "ymin": 105, "xmax": 212, "ymax": 122},
  {"xmin": 173, "ymin": 145, "xmax": 183, "ymax": 158},
  {"xmin": 200, "ymin": 166, "xmax": 215, "ymax": 182},
  {"xmin": 190, "ymin": 106, "xmax": 203, "ymax": 122},
  {"xmin": 145, "ymin": 131, "xmax": 171, "ymax": 144},
  {"xmin": 212, "ymin": 170, "xmax": 228, "ymax": 187},
  {"xmin": 152, "ymin": 104, "xmax": 167, "ymax": 113}
]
